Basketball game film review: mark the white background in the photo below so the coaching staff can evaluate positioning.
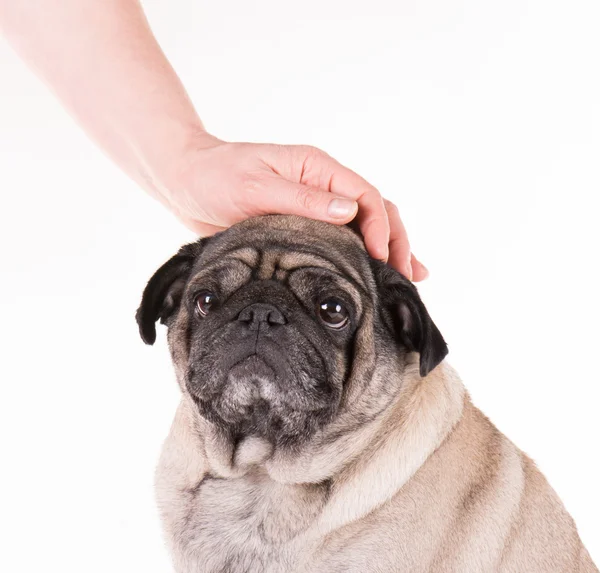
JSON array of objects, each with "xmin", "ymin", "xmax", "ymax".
[{"xmin": 1, "ymin": 0, "xmax": 598, "ymax": 570}]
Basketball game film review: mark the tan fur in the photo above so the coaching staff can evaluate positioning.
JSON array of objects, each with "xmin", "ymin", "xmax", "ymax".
[
  {"xmin": 156, "ymin": 359, "xmax": 596, "ymax": 572},
  {"xmin": 151, "ymin": 216, "xmax": 596, "ymax": 572}
]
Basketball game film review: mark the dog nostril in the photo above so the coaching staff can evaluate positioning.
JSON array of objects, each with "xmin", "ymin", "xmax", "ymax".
[{"xmin": 237, "ymin": 303, "xmax": 286, "ymax": 327}]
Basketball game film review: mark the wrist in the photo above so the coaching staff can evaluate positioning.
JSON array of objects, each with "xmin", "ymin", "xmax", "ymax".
[
  {"xmin": 186, "ymin": 128, "xmax": 224, "ymax": 151},
  {"xmin": 136, "ymin": 122, "xmax": 223, "ymax": 200}
]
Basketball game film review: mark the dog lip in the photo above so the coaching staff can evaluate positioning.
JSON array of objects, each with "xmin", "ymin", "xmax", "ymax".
[
  {"xmin": 226, "ymin": 342, "xmax": 291, "ymax": 381},
  {"xmin": 228, "ymin": 351, "xmax": 273, "ymax": 373},
  {"xmin": 188, "ymin": 357, "xmax": 333, "ymax": 415},
  {"xmin": 187, "ymin": 353, "xmax": 276, "ymax": 404}
]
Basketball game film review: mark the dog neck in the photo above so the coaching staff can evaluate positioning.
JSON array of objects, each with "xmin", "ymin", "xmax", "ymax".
[
  {"xmin": 188, "ymin": 357, "xmax": 465, "ymax": 534},
  {"xmin": 307, "ymin": 359, "xmax": 465, "ymax": 537}
]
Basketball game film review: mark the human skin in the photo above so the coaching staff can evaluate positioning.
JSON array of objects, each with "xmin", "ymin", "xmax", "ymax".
[{"xmin": 0, "ymin": 0, "xmax": 427, "ymax": 280}]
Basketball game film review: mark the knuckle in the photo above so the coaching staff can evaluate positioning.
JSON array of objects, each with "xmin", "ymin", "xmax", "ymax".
[
  {"xmin": 269, "ymin": 143, "xmax": 288, "ymax": 157},
  {"xmin": 357, "ymin": 184, "xmax": 381, "ymax": 204},
  {"xmin": 384, "ymin": 199, "xmax": 399, "ymax": 216},
  {"xmin": 299, "ymin": 144, "xmax": 317, "ymax": 155},
  {"xmin": 241, "ymin": 172, "xmax": 263, "ymax": 195},
  {"xmin": 297, "ymin": 144, "xmax": 324, "ymax": 161},
  {"xmin": 295, "ymin": 187, "xmax": 319, "ymax": 211},
  {"xmin": 361, "ymin": 215, "xmax": 386, "ymax": 233}
]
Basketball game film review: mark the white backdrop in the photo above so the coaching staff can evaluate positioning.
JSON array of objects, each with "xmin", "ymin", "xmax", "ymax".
[{"xmin": 0, "ymin": 0, "xmax": 598, "ymax": 570}]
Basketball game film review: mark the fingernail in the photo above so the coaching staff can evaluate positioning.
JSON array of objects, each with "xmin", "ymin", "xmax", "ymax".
[{"xmin": 328, "ymin": 198, "xmax": 358, "ymax": 219}]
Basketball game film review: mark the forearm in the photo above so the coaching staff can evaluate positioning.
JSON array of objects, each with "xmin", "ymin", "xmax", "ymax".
[
  {"xmin": 0, "ymin": 0, "xmax": 207, "ymax": 196},
  {"xmin": 0, "ymin": 1, "xmax": 420, "ymax": 277}
]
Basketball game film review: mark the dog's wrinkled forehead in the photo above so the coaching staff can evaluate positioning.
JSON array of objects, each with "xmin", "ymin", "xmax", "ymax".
[
  {"xmin": 193, "ymin": 215, "xmax": 373, "ymax": 287},
  {"xmin": 137, "ymin": 214, "xmax": 448, "ymax": 377}
]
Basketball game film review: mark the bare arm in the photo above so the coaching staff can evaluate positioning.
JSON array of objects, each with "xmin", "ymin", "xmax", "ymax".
[
  {"xmin": 0, "ymin": 0, "xmax": 426, "ymax": 280},
  {"xmin": 0, "ymin": 0, "xmax": 204, "ymax": 200}
]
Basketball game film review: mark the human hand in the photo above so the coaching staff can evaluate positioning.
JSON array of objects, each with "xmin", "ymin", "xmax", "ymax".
[
  {"xmin": 157, "ymin": 133, "xmax": 428, "ymax": 281},
  {"xmin": 0, "ymin": 3, "xmax": 426, "ymax": 280}
]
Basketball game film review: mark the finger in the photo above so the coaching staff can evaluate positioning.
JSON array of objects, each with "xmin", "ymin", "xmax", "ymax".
[
  {"xmin": 411, "ymin": 252, "xmax": 429, "ymax": 282},
  {"xmin": 254, "ymin": 177, "xmax": 359, "ymax": 224},
  {"xmin": 384, "ymin": 199, "xmax": 412, "ymax": 279},
  {"xmin": 352, "ymin": 195, "xmax": 391, "ymax": 263},
  {"xmin": 298, "ymin": 151, "xmax": 391, "ymax": 262},
  {"xmin": 330, "ymin": 171, "xmax": 390, "ymax": 261}
]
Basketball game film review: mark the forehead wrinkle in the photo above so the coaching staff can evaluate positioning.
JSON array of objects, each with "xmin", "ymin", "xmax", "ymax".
[
  {"xmin": 257, "ymin": 249, "xmax": 280, "ymax": 281},
  {"xmin": 277, "ymin": 251, "xmax": 367, "ymax": 288},
  {"xmin": 186, "ymin": 259, "xmax": 251, "ymax": 296},
  {"xmin": 194, "ymin": 246, "xmax": 259, "ymax": 279},
  {"xmin": 203, "ymin": 225, "xmax": 370, "ymax": 285},
  {"xmin": 222, "ymin": 247, "xmax": 259, "ymax": 267}
]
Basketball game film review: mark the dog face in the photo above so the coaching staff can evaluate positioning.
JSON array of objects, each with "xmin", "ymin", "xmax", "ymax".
[{"xmin": 136, "ymin": 216, "xmax": 447, "ymax": 450}]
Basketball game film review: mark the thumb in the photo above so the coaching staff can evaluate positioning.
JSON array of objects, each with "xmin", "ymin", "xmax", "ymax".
[{"xmin": 260, "ymin": 179, "xmax": 358, "ymax": 224}]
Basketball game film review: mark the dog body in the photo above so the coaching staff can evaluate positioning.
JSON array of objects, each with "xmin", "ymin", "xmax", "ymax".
[{"xmin": 137, "ymin": 216, "xmax": 597, "ymax": 572}]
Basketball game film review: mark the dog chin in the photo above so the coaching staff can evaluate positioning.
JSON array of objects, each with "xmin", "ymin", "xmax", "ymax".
[
  {"xmin": 226, "ymin": 355, "xmax": 280, "ymax": 405},
  {"xmin": 191, "ymin": 354, "xmax": 334, "ymax": 449}
]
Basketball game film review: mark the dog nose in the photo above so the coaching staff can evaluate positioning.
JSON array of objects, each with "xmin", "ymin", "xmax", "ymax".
[{"xmin": 237, "ymin": 303, "xmax": 286, "ymax": 330}]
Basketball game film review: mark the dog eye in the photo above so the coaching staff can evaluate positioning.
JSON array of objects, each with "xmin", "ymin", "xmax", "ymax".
[
  {"xmin": 195, "ymin": 292, "xmax": 217, "ymax": 317},
  {"xmin": 318, "ymin": 299, "xmax": 349, "ymax": 330}
]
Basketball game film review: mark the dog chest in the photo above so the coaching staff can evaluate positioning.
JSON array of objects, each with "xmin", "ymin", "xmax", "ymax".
[{"xmin": 171, "ymin": 470, "xmax": 329, "ymax": 573}]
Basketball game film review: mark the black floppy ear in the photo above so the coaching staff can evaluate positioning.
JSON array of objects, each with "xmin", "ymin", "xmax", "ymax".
[
  {"xmin": 135, "ymin": 239, "xmax": 206, "ymax": 345},
  {"xmin": 372, "ymin": 260, "xmax": 448, "ymax": 377}
]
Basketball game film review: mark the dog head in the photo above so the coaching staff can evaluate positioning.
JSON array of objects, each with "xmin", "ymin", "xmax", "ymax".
[{"xmin": 136, "ymin": 216, "xmax": 447, "ymax": 457}]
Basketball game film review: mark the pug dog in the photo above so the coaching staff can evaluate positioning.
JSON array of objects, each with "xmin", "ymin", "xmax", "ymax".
[{"xmin": 136, "ymin": 215, "xmax": 597, "ymax": 573}]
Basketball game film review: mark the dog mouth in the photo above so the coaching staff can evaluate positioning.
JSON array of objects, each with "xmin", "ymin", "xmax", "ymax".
[
  {"xmin": 188, "ymin": 347, "xmax": 337, "ymax": 447},
  {"xmin": 227, "ymin": 354, "xmax": 278, "ymax": 396}
]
